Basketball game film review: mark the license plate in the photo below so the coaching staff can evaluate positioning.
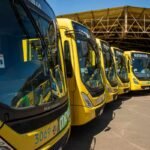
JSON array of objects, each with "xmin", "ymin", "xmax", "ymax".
[
  {"xmin": 98, "ymin": 107, "xmax": 104, "ymax": 116},
  {"xmin": 144, "ymin": 87, "xmax": 150, "ymax": 90},
  {"xmin": 113, "ymin": 95, "xmax": 117, "ymax": 100},
  {"xmin": 124, "ymin": 89, "xmax": 129, "ymax": 93}
]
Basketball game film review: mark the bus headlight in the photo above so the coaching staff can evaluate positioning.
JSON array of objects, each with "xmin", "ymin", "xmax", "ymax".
[
  {"xmin": 81, "ymin": 93, "xmax": 93, "ymax": 108},
  {"xmin": 0, "ymin": 147, "xmax": 10, "ymax": 150},
  {"xmin": 133, "ymin": 78, "xmax": 139, "ymax": 84},
  {"xmin": 96, "ymin": 95, "xmax": 104, "ymax": 104},
  {"xmin": 0, "ymin": 138, "xmax": 14, "ymax": 150}
]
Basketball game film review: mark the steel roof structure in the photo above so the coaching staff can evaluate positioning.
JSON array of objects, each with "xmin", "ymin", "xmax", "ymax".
[{"xmin": 58, "ymin": 6, "xmax": 150, "ymax": 52}]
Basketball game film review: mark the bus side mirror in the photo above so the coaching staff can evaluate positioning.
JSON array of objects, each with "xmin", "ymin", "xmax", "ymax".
[{"xmin": 89, "ymin": 50, "xmax": 96, "ymax": 67}]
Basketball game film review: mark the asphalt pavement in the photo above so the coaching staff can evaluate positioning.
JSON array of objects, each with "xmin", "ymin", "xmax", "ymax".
[{"xmin": 64, "ymin": 91, "xmax": 150, "ymax": 150}]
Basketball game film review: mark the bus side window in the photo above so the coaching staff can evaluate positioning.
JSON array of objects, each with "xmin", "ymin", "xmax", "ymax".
[{"xmin": 64, "ymin": 40, "xmax": 72, "ymax": 78}]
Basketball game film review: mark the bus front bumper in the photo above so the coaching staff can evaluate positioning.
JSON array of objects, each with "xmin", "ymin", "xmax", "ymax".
[
  {"xmin": 118, "ymin": 87, "xmax": 130, "ymax": 95},
  {"xmin": 72, "ymin": 102, "xmax": 105, "ymax": 126},
  {"xmin": 105, "ymin": 92, "xmax": 118, "ymax": 103},
  {"xmin": 131, "ymin": 83, "xmax": 150, "ymax": 91},
  {"xmin": 46, "ymin": 124, "xmax": 71, "ymax": 150},
  {"xmin": 0, "ymin": 118, "xmax": 71, "ymax": 150}
]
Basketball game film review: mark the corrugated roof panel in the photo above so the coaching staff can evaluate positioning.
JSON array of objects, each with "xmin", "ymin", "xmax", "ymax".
[{"xmin": 58, "ymin": 6, "xmax": 150, "ymax": 52}]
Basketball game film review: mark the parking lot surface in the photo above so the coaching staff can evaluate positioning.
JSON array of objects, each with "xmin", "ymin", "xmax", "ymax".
[{"xmin": 65, "ymin": 91, "xmax": 150, "ymax": 150}]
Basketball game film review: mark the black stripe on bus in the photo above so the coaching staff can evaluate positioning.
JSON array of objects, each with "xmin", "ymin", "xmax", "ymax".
[{"xmin": 6, "ymin": 101, "xmax": 68, "ymax": 134}]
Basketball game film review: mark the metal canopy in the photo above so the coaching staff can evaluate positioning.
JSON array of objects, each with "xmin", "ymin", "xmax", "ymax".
[{"xmin": 58, "ymin": 6, "xmax": 150, "ymax": 52}]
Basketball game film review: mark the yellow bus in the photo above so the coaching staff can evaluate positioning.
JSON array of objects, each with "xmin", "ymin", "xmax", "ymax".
[
  {"xmin": 111, "ymin": 47, "xmax": 130, "ymax": 95},
  {"xmin": 0, "ymin": 0, "xmax": 70, "ymax": 149},
  {"xmin": 124, "ymin": 51, "xmax": 150, "ymax": 91},
  {"xmin": 57, "ymin": 18, "xmax": 105, "ymax": 126},
  {"xmin": 96, "ymin": 39, "xmax": 118, "ymax": 103}
]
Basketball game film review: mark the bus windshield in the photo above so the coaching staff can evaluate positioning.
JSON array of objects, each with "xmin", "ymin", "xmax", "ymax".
[
  {"xmin": 132, "ymin": 53, "xmax": 150, "ymax": 80},
  {"xmin": 101, "ymin": 41, "xmax": 118, "ymax": 86},
  {"xmin": 72, "ymin": 22, "xmax": 104, "ymax": 94},
  {"xmin": 114, "ymin": 49, "xmax": 129, "ymax": 83},
  {"xmin": 0, "ymin": 0, "xmax": 66, "ymax": 110}
]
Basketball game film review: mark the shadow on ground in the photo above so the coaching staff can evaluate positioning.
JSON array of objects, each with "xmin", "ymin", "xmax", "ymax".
[
  {"xmin": 130, "ymin": 90, "xmax": 150, "ymax": 97},
  {"xmin": 64, "ymin": 94, "xmax": 132, "ymax": 150}
]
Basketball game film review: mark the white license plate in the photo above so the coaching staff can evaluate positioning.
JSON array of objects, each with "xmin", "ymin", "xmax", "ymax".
[
  {"xmin": 113, "ymin": 95, "xmax": 117, "ymax": 100},
  {"xmin": 98, "ymin": 107, "xmax": 104, "ymax": 116}
]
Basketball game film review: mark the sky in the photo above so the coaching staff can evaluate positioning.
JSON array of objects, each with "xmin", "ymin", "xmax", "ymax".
[{"xmin": 47, "ymin": 0, "xmax": 150, "ymax": 16}]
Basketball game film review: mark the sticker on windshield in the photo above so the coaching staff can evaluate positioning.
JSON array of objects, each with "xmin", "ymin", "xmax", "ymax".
[
  {"xmin": 77, "ymin": 40, "xmax": 81, "ymax": 43},
  {"xmin": 105, "ymin": 68, "xmax": 109, "ymax": 72},
  {"xmin": 117, "ymin": 69, "xmax": 120, "ymax": 73},
  {"xmin": 0, "ymin": 54, "xmax": 5, "ymax": 68},
  {"xmin": 81, "ymin": 68, "xmax": 88, "ymax": 74},
  {"xmin": 134, "ymin": 68, "xmax": 138, "ymax": 72}
]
